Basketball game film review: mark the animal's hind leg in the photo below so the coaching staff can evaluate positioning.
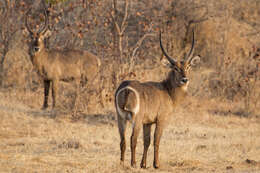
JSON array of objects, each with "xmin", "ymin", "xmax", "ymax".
[
  {"xmin": 141, "ymin": 124, "xmax": 152, "ymax": 168},
  {"xmin": 117, "ymin": 115, "xmax": 127, "ymax": 165},
  {"xmin": 130, "ymin": 118, "xmax": 142, "ymax": 168}
]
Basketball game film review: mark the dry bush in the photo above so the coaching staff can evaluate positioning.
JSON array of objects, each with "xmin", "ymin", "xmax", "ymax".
[
  {"xmin": 0, "ymin": 41, "xmax": 40, "ymax": 90},
  {"xmin": 208, "ymin": 47, "xmax": 260, "ymax": 116},
  {"xmin": 0, "ymin": 0, "xmax": 260, "ymax": 117}
]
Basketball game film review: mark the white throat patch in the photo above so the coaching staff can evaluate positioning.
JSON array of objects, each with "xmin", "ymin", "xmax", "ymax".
[{"xmin": 182, "ymin": 81, "xmax": 189, "ymax": 91}]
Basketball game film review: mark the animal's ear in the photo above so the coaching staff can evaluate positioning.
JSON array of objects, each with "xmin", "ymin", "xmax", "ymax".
[
  {"xmin": 185, "ymin": 55, "xmax": 200, "ymax": 71},
  {"xmin": 43, "ymin": 30, "xmax": 52, "ymax": 38},
  {"xmin": 39, "ymin": 30, "xmax": 52, "ymax": 41},
  {"xmin": 190, "ymin": 55, "xmax": 200, "ymax": 66}
]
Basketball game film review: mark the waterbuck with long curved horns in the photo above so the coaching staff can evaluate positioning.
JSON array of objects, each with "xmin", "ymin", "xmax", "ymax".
[
  {"xmin": 25, "ymin": 9, "xmax": 101, "ymax": 111},
  {"xmin": 115, "ymin": 29, "xmax": 200, "ymax": 168}
]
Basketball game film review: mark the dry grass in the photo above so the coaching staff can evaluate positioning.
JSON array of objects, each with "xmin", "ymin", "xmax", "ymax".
[{"xmin": 0, "ymin": 90, "xmax": 259, "ymax": 173}]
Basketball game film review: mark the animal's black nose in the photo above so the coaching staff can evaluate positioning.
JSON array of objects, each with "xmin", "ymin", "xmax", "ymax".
[
  {"xmin": 181, "ymin": 78, "xmax": 188, "ymax": 83},
  {"xmin": 34, "ymin": 47, "xmax": 40, "ymax": 52}
]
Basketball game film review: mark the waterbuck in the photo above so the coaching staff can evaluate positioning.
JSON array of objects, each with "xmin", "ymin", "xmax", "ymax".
[
  {"xmin": 115, "ymin": 29, "xmax": 200, "ymax": 168},
  {"xmin": 25, "ymin": 9, "xmax": 101, "ymax": 111}
]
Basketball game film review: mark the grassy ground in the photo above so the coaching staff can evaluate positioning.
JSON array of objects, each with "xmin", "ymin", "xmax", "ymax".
[{"xmin": 0, "ymin": 90, "xmax": 259, "ymax": 173}]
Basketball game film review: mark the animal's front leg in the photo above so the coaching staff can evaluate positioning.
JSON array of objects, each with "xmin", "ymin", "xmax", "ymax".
[
  {"xmin": 130, "ymin": 120, "xmax": 142, "ymax": 168},
  {"xmin": 42, "ymin": 80, "xmax": 50, "ymax": 109},
  {"xmin": 153, "ymin": 123, "xmax": 164, "ymax": 169},
  {"xmin": 51, "ymin": 79, "xmax": 58, "ymax": 109}
]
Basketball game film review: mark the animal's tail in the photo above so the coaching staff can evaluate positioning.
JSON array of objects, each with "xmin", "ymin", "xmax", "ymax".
[
  {"xmin": 115, "ymin": 83, "xmax": 140, "ymax": 121},
  {"xmin": 115, "ymin": 87, "xmax": 132, "ymax": 121}
]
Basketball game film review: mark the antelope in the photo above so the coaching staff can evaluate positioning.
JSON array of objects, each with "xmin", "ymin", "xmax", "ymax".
[
  {"xmin": 25, "ymin": 9, "xmax": 101, "ymax": 111},
  {"xmin": 115, "ymin": 29, "xmax": 200, "ymax": 168}
]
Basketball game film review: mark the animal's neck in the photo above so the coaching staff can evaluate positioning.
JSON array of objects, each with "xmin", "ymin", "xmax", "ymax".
[
  {"xmin": 162, "ymin": 79, "xmax": 188, "ymax": 106},
  {"xmin": 32, "ymin": 48, "xmax": 48, "ymax": 69}
]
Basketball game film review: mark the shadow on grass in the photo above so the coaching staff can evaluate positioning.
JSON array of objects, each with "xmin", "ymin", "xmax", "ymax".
[
  {"xmin": 77, "ymin": 112, "xmax": 116, "ymax": 126},
  {"xmin": 0, "ymin": 104, "xmax": 59, "ymax": 119},
  {"xmin": 28, "ymin": 109, "xmax": 60, "ymax": 119},
  {"xmin": 28, "ymin": 107, "xmax": 117, "ymax": 126},
  {"xmin": 0, "ymin": 101, "xmax": 117, "ymax": 126},
  {"xmin": 208, "ymin": 109, "xmax": 259, "ymax": 118}
]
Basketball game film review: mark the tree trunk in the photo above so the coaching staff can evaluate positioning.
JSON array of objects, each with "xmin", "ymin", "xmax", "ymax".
[{"xmin": 112, "ymin": 0, "xmax": 118, "ymax": 57}]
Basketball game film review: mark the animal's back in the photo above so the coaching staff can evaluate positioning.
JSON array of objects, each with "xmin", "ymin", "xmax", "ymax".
[
  {"xmin": 115, "ymin": 80, "xmax": 172, "ymax": 123},
  {"xmin": 46, "ymin": 49, "xmax": 100, "ymax": 82}
]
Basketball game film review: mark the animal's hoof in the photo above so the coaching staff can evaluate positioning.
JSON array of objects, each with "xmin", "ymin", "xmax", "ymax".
[
  {"xmin": 154, "ymin": 165, "xmax": 160, "ymax": 169},
  {"xmin": 131, "ymin": 162, "xmax": 136, "ymax": 168},
  {"xmin": 140, "ymin": 163, "xmax": 146, "ymax": 169},
  {"xmin": 153, "ymin": 162, "xmax": 160, "ymax": 169},
  {"xmin": 41, "ymin": 106, "xmax": 48, "ymax": 110},
  {"xmin": 140, "ymin": 159, "xmax": 147, "ymax": 168}
]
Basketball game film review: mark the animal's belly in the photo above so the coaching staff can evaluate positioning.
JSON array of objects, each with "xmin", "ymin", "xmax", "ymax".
[
  {"xmin": 142, "ymin": 112, "xmax": 157, "ymax": 124},
  {"xmin": 61, "ymin": 70, "xmax": 81, "ymax": 81}
]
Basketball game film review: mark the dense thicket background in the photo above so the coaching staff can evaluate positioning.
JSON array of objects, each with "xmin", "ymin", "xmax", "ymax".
[{"xmin": 0, "ymin": 0, "xmax": 259, "ymax": 115}]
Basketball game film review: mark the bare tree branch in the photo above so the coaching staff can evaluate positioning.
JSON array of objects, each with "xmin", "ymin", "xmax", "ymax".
[
  {"xmin": 110, "ymin": 12, "xmax": 121, "ymax": 34},
  {"xmin": 131, "ymin": 23, "xmax": 155, "ymax": 58},
  {"xmin": 120, "ymin": 0, "xmax": 128, "ymax": 34},
  {"xmin": 131, "ymin": 33, "xmax": 155, "ymax": 59},
  {"xmin": 111, "ymin": 0, "xmax": 129, "ymax": 36},
  {"xmin": 110, "ymin": 0, "xmax": 130, "ymax": 59}
]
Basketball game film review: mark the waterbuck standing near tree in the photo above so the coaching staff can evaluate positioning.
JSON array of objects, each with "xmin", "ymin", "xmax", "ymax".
[
  {"xmin": 115, "ymin": 29, "xmax": 200, "ymax": 168},
  {"xmin": 25, "ymin": 9, "xmax": 101, "ymax": 113}
]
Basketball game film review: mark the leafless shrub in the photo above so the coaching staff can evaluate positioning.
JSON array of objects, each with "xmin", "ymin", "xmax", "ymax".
[{"xmin": 208, "ymin": 46, "xmax": 260, "ymax": 116}]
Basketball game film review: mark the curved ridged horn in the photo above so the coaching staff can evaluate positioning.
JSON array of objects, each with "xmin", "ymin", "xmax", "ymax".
[
  {"xmin": 159, "ymin": 31, "xmax": 177, "ymax": 66},
  {"xmin": 25, "ymin": 9, "xmax": 34, "ymax": 35},
  {"xmin": 37, "ymin": 8, "xmax": 48, "ymax": 35},
  {"xmin": 184, "ymin": 28, "xmax": 195, "ymax": 65},
  {"xmin": 26, "ymin": 8, "xmax": 48, "ymax": 35}
]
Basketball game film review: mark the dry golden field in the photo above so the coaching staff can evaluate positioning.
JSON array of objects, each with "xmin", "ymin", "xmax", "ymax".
[
  {"xmin": 0, "ymin": 88, "xmax": 259, "ymax": 173},
  {"xmin": 0, "ymin": 0, "xmax": 260, "ymax": 172}
]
